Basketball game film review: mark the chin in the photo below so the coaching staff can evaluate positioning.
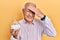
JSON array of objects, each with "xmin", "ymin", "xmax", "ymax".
[{"xmin": 26, "ymin": 18, "xmax": 33, "ymax": 22}]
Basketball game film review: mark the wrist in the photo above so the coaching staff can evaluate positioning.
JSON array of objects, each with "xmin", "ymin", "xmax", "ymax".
[
  {"xmin": 41, "ymin": 15, "xmax": 46, "ymax": 21},
  {"xmin": 13, "ymin": 35, "xmax": 17, "ymax": 39}
]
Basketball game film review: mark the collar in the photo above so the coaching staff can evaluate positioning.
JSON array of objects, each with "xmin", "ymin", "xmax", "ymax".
[{"xmin": 23, "ymin": 18, "xmax": 35, "ymax": 25}]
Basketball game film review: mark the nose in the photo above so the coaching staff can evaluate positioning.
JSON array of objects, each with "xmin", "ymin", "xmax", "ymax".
[{"xmin": 27, "ymin": 12, "xmax": 33, "ymax": 17}]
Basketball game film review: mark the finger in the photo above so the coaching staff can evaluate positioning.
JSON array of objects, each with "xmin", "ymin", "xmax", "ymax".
[
  {"xmin": 10, "ymin": 29, "xmax": 14, "ymax": 35},
  {"xmin": 28, "ymin": 9, "xmax": 35, "ymax": 14}
]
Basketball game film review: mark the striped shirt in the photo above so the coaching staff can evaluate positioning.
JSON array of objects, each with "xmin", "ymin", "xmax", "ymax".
[{"xmin": 10, "ymin": 16, "xmax": 56, "ymax": 40}]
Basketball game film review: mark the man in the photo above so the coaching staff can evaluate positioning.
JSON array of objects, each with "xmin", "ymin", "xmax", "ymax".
[{"xmin": 10, "ymin": 2, "xmax": 56, "ymax": 40}]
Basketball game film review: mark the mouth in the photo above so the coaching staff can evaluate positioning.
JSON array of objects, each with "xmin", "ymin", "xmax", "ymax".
[{"xmin": 28, "ymin": 16, "xmax": 32, "ymax": 19}]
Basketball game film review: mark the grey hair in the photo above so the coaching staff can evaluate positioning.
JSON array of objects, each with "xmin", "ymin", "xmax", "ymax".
[{"xmin": 23, "ymin": 2, "xmax": 36, "ymax": 9}]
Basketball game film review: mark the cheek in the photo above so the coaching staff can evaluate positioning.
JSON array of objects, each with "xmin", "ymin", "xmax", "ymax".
[
  {"xmin": 24, "ymin": 12, "xmax": 35, "ymax": 18},
  {"xmin": 30, "ymin": 14, "xmax": 35, "ymax": 18},
  {"xmin": 24, "ymin": 13, "xmax": 29, "ymax": 18},
  {"xmin": 24, "ymin": 13, "xmax": 28, "ymax": 19}
]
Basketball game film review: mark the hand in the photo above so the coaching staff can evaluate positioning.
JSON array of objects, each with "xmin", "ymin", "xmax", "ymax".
[
  {"xmin": 27, "ymin": 6, "xmax": 44, "ymax": 18},
  {"xmin": 10, "ymin": 29, "xmax": 20, "ymax": 39}
]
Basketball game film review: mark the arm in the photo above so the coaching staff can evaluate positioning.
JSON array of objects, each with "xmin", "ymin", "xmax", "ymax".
[
  {"xmin": 41, "ymin": 16, "xmax": 56, "ymax": 37},
  {"xmin": 10, "ymin": 22, "xmax": 21, "ymax": 40},
  {"xmin": 27, "ymin": 6, "xmax": 56, "ymax": 37}
]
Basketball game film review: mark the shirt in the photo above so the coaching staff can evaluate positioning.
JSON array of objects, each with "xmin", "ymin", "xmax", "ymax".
[{"xmin": 10, "ymin": 16, "xmax": 56, "ymax": 40}]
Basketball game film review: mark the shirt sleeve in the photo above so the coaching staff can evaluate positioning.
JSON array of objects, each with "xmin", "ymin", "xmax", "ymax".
[{"xmin": 40, "ymin": 16, "xmax": 56, "ymax": 37}]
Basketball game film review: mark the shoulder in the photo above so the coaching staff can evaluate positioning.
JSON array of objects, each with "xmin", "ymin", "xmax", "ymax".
[
  {"xmin": 34, "ymin": 18, "xmax": 45, "ymax": 27},
  {"xmin": 34, "ymin": 18, "xmax": 42, "ymax": 23},
  {"xmin": 18, "ymin": 19, "xmax": 25, "ymax": 24}
]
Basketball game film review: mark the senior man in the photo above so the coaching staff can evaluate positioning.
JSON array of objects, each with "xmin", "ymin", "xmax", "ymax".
[{"xmin": 10, "ymin": 2, "xmax": 56, "ymax": 40}]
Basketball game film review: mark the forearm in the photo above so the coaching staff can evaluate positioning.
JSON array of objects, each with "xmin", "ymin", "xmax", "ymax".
[{"xmin": 41, "ymin": 16, "xmax": 56, "ymax": 36}]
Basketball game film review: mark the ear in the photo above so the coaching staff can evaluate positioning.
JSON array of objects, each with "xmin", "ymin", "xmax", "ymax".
[
  {"xmin": 22, "ymin": 8, "xmax": 25, "ymax": 13},
  {"xmin": 22, "ymin": 8, "xmax": 24, "ymax": 12}
]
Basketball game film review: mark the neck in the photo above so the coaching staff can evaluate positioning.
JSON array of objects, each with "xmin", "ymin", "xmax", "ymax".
[
  {"xmin": 24, "ymin": 18, "xmax": 33, "ymax": 24},
  {"xmin": 27, "ymin": 21, "xmax": 32, "ymax": 24}
]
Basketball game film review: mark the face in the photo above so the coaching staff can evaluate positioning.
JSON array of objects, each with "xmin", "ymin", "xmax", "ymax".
[{"xmin": 23, "ymin": 8, "xmax": 35, "ymax": 23}]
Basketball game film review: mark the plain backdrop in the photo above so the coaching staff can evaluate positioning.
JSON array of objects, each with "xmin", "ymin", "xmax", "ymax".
[{"xmin": 0, "ymin": 0, "xmax": 60, "ymax": 40}]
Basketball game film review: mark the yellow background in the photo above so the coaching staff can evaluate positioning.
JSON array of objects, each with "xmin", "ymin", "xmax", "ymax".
[{"xmin": 0, "ymin": 0, "xmax": 60, "ymax": 40}]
